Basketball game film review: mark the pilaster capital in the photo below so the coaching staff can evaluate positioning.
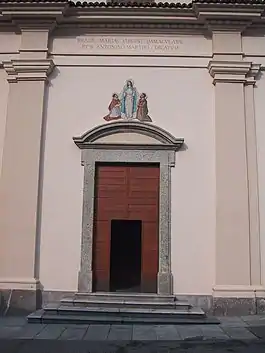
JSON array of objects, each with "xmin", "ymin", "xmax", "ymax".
[
  {"xmin": 246, "ymin": 63, "xmax": 261, "ymax": 86},
  {"xmin": 0, "ymin": 2, "xmax": 67, "ymax": 33},
  {"xmin": 208, "ymin": 61, "xmax": 261, "ymax": 85},
  {"xmin": 204, "ymin": 20, "xmax": 251, "ymax": 34},
  {"xmin": 2, "ymin": 59, "xmax": 55, "ymax": 83}
]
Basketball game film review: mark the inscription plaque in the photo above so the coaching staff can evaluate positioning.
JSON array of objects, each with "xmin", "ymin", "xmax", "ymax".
[{"xmin": 76, "ymin": 36, "xmax": 184, "ymax": 55}]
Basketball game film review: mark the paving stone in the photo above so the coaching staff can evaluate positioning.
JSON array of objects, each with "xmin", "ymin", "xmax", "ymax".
[
  {"xmin": 200, "ymin": 325, "xmax": 230, "ymax": 340},
  {"xmin": 177, "ymin": 325, "xmax": 203, "ymax": 341},
  {"xmin": 247, "ymin": 325, "xmax": 265, "ymax": 339},
  {"xmin": 0, "ymin": 326, "xmax": 24, "ymax": 339},
  {"xmin": 16, "ymin": 340, "xmax": 89, "ymax": 353},
  {"xmin": 241, "ymin": 320, "xmax": 265, "ymax": 327},
  {"xmin": 83, "ymin": 324, "xmax": 111, "ymax": 340},
  {"xmin": 34, "ymin": 324, "xmax": 66, "ymax": 340},
  {"xmin": 16, "ymin": 324, "xmax": 46, "ymax": 339},
  {"xmin": 0, "ymin": 340, "xmax": 25, "ymax": 353},
  {"xmin": 0, "ymin": 317, "xmax": 27, "ymax": 327},
  {"xmin": 107, "ymin": 324, "xmax": 132, "ymax": 340},
  {"xmin": 218, "ymin": 316, "xmax": 247, "ymax": 327},
  {"xmin": 0, "ymin": 340, "xmax": 260, "ymax": 353},
  {"xmin": 153, "ymin": 325, "xmax": 181, "ymax": 340},
  {"xmin": 63, "ymin": 324, "xmax": 89, "ymax": 329},
  {"xmin": 59, "ymin": 327, "xmax": 87, "ymax": 340},
  {"xmin": 222, "ymin": 326, "xmax": 258, "ymax": 340},
  {"xmin": 244, "ymin": 321, "xmax": 265, "ymax": 327},
  {"xmin": 241, "ymin": 315, "xmax": 265, "ymax": 325},
  {"xmin": 132, "ymin": 325, "xmax": 157, "ymax": 340}
]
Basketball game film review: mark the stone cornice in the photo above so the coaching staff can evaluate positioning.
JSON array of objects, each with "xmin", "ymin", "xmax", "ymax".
[
  {"xmin": 73, "ymin": 121, "xmax": 184, "ymax": 151},
  {"xmin": 0, "ymin": 1, "xmax": 67, "ymax": 32},
  {"xmin": 0, "ymin": 2, "xmax": 265, "ymax": 34},
  {"xmin": 77, "ymin": 143, "xmax": 183, "ymax": 151},
  {"xmin": 2, "ymin": 59, "xmax": 55, "ymax": 82},
  {"xmin": 246, "ymin": 63, "xmax": 261, "ymax": 85},
  {"xmin": 193, "ymin": 2, "xmax": 264, "ymax": 32},
  {"xmin": 207, "ymin": 61, "xmax": 261, "ymax": 84}
]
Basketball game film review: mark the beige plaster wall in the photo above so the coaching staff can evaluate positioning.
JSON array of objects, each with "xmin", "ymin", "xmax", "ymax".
[
  {"xmin": 242, "ymin": 35, "xmax": 265, "ymax": 57},
  {"xmin": 40, "ymin": 63, "xmax": 215, "ymax": 294},
  {"xmin": 0, "ymin": 33, "xmax": 20, "ymax": 62},
  {"xmin": 0, "ymin": 32, "xmax": 20, "ymax": 177},
  {"xmin": 0, "ymin": 69, "xmax": 8, "ymax": 178}
]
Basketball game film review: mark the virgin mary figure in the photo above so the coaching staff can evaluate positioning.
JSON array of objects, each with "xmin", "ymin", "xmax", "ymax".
[{"xmin": 120, "ymin": 79, "xmax": 138, "ymax": 119}]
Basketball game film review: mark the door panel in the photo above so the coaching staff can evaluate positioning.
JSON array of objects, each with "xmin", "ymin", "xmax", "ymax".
[
  {"xmin": 93, "ymin": 164, "xmax": 159, "ymax": 293},
  {"xmin": 92, "ymin": 220, "xmax": 111, "ymax": 291}
]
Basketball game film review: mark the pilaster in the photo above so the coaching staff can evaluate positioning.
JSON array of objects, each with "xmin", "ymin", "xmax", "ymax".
[
  {"xmin": 244, "ymin": 64, "xmax": 262, "ymax": 289},
  {"xmin": 0, "ymin": 27, "xmax": 54, "ymax": 312},
  {"xmin": 208, "ymin": 31, "xmax": 265, "ymax": 304},
  {"xmin": 210, "ymin": 59, "xmax": 251, "ymax": 291}
]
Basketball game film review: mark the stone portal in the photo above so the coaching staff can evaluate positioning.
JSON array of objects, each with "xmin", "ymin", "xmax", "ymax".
[{"xmin": 73, "ymin": 121, "xmax": 184, "ymax": 295}]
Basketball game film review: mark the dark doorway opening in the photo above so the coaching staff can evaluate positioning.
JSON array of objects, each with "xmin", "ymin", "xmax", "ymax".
[{"xmin": 110, "ymin": 220, "xmax": 142, "ymax": 292}]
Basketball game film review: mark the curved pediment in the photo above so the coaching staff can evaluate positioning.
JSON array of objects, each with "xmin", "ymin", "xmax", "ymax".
[{"xmin": 73, "ymin": 121, "xmax": 184, "ymax": 151}]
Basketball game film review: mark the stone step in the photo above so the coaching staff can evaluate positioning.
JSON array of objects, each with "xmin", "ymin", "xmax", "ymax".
[
  {"xmin": 44, "ymin": 305, "xmax": 206, "ymax": 319},
  {"xmin": 61, "ymin": 297, "xmax": 192, "ymax": 310},
  {"xmin": 27, "ymin": 309, "xmax": 219, "ymax": 325},
  {"xmin": 73, "ymin": 292, "xmax": 177, "ymax": 303}
]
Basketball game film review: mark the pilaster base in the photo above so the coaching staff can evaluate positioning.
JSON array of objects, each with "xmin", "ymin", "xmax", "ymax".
[
  {"xmin": 213, "ymin": 285, "xmax": 265, "ymax": 298},
  {"xmin": 212, "ymin": 285, "xmax": 265, "ymax": 316},
  {"xmin": 157, "ymin": 272, "xmax": 173, "ymax": 295},
  {"xmin": 0, "ymin": 278, "xmax": 40, "ymax": 290},
  {"xmin": 78, "ymin": 270, "xmax": 93, "ymax": 293},
  {"xmin": 0, "ymin": 278, "xmax": 43, "ymax": 315}
]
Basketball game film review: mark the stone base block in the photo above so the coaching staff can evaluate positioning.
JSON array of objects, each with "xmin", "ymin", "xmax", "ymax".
[
  {"xmin": 1, "ymin": 288, "xmax": 265, "ymax": 317},
  {"xmin": 175, "ymin": 295, "xmax": 213, "ymax": 314},
  {"xmin": 157, "ymin": 272, "xmax": 173, "ymax": 295},
  {"xmin": 212, "ymin": 297, "xmax": 257, "ymax": 316},
  {"xmin": 42, "ymin": 290, "xmax": 75, "ymax": 306},
  {"xmin": 0, "ymin": 288, "xmax": 43, "ymax": 316},
  {"xmin": 78, "ymin": 270, "xmax": 93, "ymax": 293},
  {"xmin": 257, "ymin": 297, "xmax": 265, "ymax": 314}
]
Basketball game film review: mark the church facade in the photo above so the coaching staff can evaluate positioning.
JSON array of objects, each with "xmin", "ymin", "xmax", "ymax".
[{"xmin": 1, "ymin": 0, "xmax": 265, "ymax": 316}]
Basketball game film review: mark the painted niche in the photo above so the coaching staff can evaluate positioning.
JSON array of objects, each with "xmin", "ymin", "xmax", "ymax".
[{"xmin": 103, "ymin": 79, "xmax": 152, "ymax": 123}]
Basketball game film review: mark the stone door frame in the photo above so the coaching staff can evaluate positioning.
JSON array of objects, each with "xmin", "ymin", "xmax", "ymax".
[{"xmin": 73, "ymin": 121, "xmax": 184, "ymax": 295}]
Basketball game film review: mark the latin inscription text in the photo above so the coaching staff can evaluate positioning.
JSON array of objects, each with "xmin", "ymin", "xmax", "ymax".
[{"xmin": 76, "ymin": 36, "xmax": 183, "ymax": 54}]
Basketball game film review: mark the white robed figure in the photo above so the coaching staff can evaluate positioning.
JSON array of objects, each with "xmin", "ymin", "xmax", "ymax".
[{"xmin": 120, "ymin": 79, "xmax": 138, "ymax": 119}]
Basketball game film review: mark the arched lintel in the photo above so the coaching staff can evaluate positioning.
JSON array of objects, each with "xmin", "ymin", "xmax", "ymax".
[{"xmin": 73, "ymin": 121, "xmax": 184, "ymax": 151}]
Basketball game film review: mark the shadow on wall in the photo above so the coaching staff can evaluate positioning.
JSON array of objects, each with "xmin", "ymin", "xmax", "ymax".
[
  {"xmin": 47, "ymin": 66, "xmax": 61, "ymax": 88},
  {"xmin": 179, "ymin": 143, "xmax": 188, "ymax": 152},
  {"xmin": 256, "ymin": 69, "xmax": 263, "ymax": 82}
]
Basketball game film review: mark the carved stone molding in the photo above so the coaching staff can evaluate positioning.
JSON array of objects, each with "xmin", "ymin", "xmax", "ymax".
[
  {"xmin": 2, "ymin": 59, "xmax": 55, "ymax": 82},
  {"xmin": 246, "ymin": 63, "xmax": 261, "ymax": 86},
  {"xmin": 194, "ymin": 3, "xmax": 264, "ymax": 33},
  {"xmin": 1, "ymin": 1, "xmax": 265, "ymax": 34},
  {"xmin": 208, "ymin": 61, "xmax": 261, "ymax": 85},
  {"xmin": 73, "ymin": 121, "xmax": 184, "ymax": 152},
  {"xmin": 204, "ymin": 20, "xmax": 253, "ymax": 33},
  {"xmin": 73, "ymin": 121, "xmax": 184, "ymax": 295}
]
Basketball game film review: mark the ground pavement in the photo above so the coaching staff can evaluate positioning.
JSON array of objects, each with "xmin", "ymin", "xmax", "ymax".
[{"xmin": 1, "ymin": 315, "xmax": 265, "ymax": 352}]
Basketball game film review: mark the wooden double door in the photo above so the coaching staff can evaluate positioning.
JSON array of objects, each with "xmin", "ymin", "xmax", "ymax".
[{"xmin": 92, "ymin": 163, "xmax": 159, "ymax": 293}]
